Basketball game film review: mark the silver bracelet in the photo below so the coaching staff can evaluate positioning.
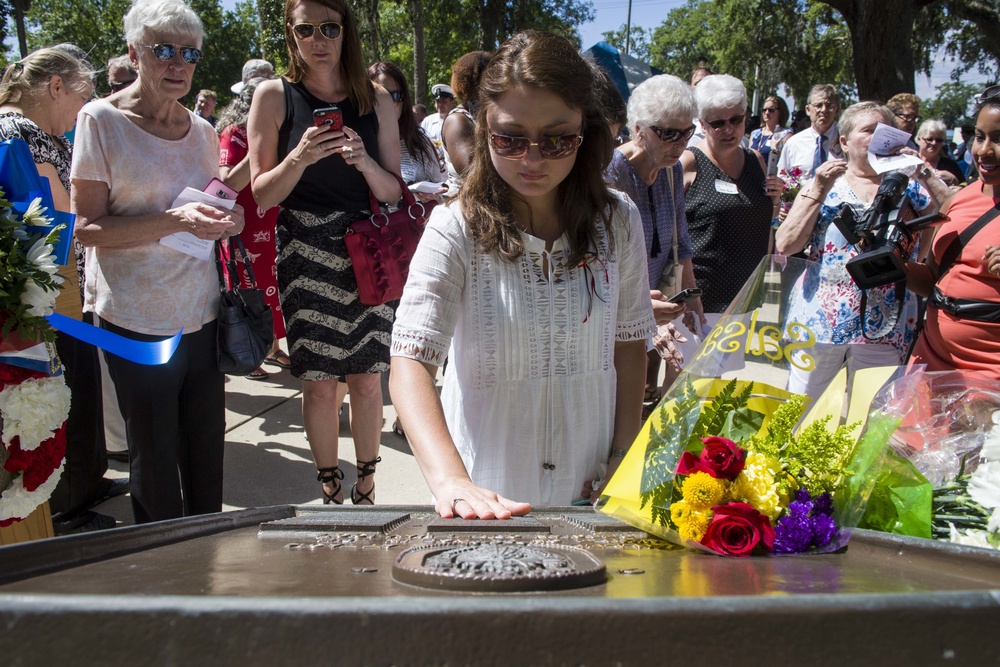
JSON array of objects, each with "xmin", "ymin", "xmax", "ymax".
[{"xmin": 610, "ymin": 448, "xmax": 628, "ymax": 458}]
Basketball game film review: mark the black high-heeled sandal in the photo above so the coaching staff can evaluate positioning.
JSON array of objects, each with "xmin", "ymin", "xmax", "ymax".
[
  {"xmin": 317, "ymin": 466, "xmax": 344, "ymax": 505},
  {"xmin": 351, "ymin": 456, "xmax": 382, "ymax": 505}
]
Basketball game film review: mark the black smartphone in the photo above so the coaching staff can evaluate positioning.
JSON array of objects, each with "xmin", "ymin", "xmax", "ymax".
[{"xmin": 666, "ymin": 287, "xmax": 703, "ymax": 304}]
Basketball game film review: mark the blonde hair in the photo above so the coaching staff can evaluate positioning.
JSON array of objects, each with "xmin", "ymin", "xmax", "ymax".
[{"xmin": 0, "ymin": 47, "xmax": 94, "ymax": 106}]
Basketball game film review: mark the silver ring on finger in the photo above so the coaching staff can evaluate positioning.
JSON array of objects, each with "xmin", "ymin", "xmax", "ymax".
[{"xmin": 452, "ymin": 498, "xmax": 467, "ymax": 508}]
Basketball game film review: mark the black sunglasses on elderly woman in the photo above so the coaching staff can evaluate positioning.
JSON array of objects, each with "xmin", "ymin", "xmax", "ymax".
[{"xmin": 146, "ymin": 43, "xmax": 203, "ymax": 65}]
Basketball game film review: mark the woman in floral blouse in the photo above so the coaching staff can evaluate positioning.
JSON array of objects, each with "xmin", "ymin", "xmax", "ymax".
[{"xmin": 775, "ymin": 101, "xmax": 949, "ymax": 399}]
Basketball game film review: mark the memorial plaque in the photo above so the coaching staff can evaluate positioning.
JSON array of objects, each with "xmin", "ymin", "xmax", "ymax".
[
  {"xmin": 426, "ymin": 515, "xmax": 547, "ymax": 533},
  {"xmin": 258, "ymin": 509, "xmax": 410, "ymax": 534},
  {"xmin": 560, "ymin": 512, "xmax": 648, "ymax": 534},
  {"xmin": 393, "ymin": 542, "xmax": 606, "ymax": 591}
]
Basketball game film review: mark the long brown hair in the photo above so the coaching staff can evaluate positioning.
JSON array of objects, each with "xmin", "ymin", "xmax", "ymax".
[
  {"xmin": 460, "ymin": 31, "xmax": 617, "ymax": 266},
  {"xmin": 282, "ymin": 0, "xmax": 375, "ymax": 115},
  {"xmin": 367, "ymin": 61, "xmax": 436, "ymax": 169}
]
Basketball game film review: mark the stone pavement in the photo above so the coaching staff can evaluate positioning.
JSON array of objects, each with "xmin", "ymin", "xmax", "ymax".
[{"xmin": 94, "ymin": 358, "xmax": 431, "ymax": 527}]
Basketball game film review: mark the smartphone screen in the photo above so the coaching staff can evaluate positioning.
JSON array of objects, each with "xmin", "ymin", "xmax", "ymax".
[{"xmin": 313, "ymin": 106, "xmax": 343, "ymax": 130}]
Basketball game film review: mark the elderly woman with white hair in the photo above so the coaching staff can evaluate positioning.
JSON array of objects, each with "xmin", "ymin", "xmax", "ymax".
[
  {"xmin": 916, "ymin": 118, "xmax": 966, "ymax": 186},
  {"xmin": 604, "ymin": 73, "xmax": 700, "ymax": 399},
  {"xmin": 71, "ymin": 0, "xmax": 245, "ymax": 523},
  {"xmin": 677, "ymin": 75, "xmax": 782, "ymax": 350}
]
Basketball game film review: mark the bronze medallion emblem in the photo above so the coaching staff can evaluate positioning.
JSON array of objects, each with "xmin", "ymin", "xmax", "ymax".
[{"xmin": 392, "ymin": 542, "xmax": 606, "ymax": 591}]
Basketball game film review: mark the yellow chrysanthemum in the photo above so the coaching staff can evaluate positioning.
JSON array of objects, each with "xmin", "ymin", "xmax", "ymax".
[
  {"xmin": 681, "ymin": 471, "xmax": 726, "ymax": 509},
  {"xmin": 670, "ymin": 500, "xmax": 693, "ymax": 525},
  {"xmin": 730, "ymin": 452, "xmax": 783, "ymax": 521},
  {"xmin": 677, "ymin": 508, "xmax": 711, "ymax": 542}
]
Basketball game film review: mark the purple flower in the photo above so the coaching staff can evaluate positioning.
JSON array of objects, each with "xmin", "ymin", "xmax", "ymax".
[
  {"xmin": 774, "ymin": 488, "xmax": 838, "ymax": 554},
  {"xmin": 812, "ymin": 492, "xmax": 834, "ymax": 517},
  {"xmin": 811, "ymin": 514, "xmax": 836, "ymax": 547},
  {"xmin": 773, "ymin": 513, "xmax": 813, "ymax": 553}
]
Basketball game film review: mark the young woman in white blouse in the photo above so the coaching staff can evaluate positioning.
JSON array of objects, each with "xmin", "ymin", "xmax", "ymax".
[{"xmin": 389, "ymin": 31, "xmax": 655, "ymax": 520}]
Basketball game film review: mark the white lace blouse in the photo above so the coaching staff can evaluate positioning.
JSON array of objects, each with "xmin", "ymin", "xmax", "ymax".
[{"xmin": 392, "ymin": 192, "xmax": 655, "ymax": 505}]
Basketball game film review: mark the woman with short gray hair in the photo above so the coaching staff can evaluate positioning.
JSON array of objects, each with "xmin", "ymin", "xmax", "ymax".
[
  {"xmin": 605, "ymin": 74, "xmax": 700, "ymax": 401},
  {"xmin": 676, "ymin": 75, "xmax": 782, "ymax": 363},
  {"xmin": 916, "ymin": 118, "xmax": 965, "ymax": 186},
  {"xmin": 71, "ymin": 0, "xmax": 245, "ymax": 524}
]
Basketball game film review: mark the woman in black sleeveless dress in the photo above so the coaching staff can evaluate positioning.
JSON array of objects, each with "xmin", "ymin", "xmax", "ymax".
[
  {"xmin": 248, "ymin": 0, "xmax": 402, "ymax": 505},
  {"xmin": 676, "ymin": 74, "xmax": 782, "ymax": 362}
]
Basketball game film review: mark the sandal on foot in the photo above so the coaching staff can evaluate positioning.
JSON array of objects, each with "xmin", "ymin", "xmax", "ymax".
[
  {"xmin": 264, "ymin": 351, "xmax": 292, "ymax": 369},
  {"xmin": 351, "ymin": 456, "xmax": 382, "ymax": 505},
  {"xmin": 643, "ymin": 386, "xmax": 661, "ymax": 403},
  {"xmin": 245, "ymin": 366, "xmax": 270, "ymax": 380},
  {"xmin": 392, "ymin": 419, "xmax": 405, "ymax": 438},
  {"xmin": 317, "ymin": 466, "xmax": 344, "ymax": 505}
]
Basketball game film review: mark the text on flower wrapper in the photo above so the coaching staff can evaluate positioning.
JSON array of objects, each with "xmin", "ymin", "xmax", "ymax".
[{"xmin": 695, "ymin": 310, "xmax": 816, "ymax": 371}]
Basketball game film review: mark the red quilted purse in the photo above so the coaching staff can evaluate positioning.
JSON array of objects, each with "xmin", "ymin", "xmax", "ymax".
[{"xmin": 344, "ymin": 174, "xmax": 437, "ymax": 306}]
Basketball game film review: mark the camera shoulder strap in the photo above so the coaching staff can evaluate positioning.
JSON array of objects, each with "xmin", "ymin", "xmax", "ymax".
[{"xmin": 936, "ymin": 203, "xmax": 1000, "ymax": 280}]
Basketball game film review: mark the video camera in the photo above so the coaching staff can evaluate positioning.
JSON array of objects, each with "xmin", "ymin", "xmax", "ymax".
[{"xmin": 832, "ymin": 170, "xmax": 946, "ymax": 290}]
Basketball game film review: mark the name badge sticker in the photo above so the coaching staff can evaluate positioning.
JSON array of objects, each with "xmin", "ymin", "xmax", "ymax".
[{"xmin": 715, "ymin": 179, "xmax": 739, "ymax": 195}]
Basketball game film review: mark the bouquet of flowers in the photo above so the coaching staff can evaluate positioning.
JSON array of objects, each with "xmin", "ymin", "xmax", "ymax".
[
  {"xmin": 0, "ymin": 142, "xmax": 70, "ymax": 527},
  {"xmin": 778, "ymin": 167, "xmax": 805, "ymax": 203},
  {"xmin": 863, "ymin": 370, "xmax": 1000, "ymax": 550},
  {"xmin": 599, "ymin": 256, "xmax": 908, "ymax": 557}
]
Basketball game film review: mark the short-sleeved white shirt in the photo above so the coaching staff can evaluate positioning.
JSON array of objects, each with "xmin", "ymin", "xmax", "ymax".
[
  {"xmin": 391, "ymin": 192, "xmax": 656, "ymax": 504},
  {"xmin": 71, "ymin": 100, "xmax": 221, "ymax": 335},
  {"xmin": 776, "ymin": 125, "xmax": 839, "ymax": 178}
]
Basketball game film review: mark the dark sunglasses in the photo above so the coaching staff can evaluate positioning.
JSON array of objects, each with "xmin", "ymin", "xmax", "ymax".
[
  {"xmin": 706, "ymin": 114, "xmax": 746, "ymax": 130},
  {"xmin": 290, "ymin": 21, "xmax": 343, "ymax": 40},
  {"xmin": 147, "ymin": 43, "xmax": 202, "ymax": 65},
  {"xmin": 974, "ymin": 85, "xmax": 1000, "ymax": 106},
  {"xmin": 388, "ymin": 90, "xmax": 403, "ymax": 103},
  {"xmin": 762, "ymin": 107, "xmax": 778, "ymax": 114},
  {"xmin": 109, "ymin": 80, "xmax": 136, "ymax": 93},
  {"xmin": 920, "ymin": 136, "xmax": 945, "ymax": 144},
  {"xmin": 648, "ymin": 124, "xmax": 696, "ymax": 143},
  {"xmin": 488, "ymin": 132, "xmax": 584, "ymax": 160}
]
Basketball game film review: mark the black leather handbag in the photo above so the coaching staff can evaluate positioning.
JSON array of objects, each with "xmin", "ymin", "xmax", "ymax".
[{"xmin": 216, "ymin": 236, "xmax": 274, "ymax": 375}]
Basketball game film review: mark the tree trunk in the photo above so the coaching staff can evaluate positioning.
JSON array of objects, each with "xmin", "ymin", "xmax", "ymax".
[
  {"xmin": 822, "ymin": 0, "xmax": 919, "ymax": 101},
  {"xmin": 480, "ymin": 0, "xmax": 504, "ymax": 51},
  {"xmin": 13, "ymin": 0, "xmax": 30, "ymax": 58},
  {"xmin": 410, "ymin": 0, "xmax": 426, "ymax": 105}
]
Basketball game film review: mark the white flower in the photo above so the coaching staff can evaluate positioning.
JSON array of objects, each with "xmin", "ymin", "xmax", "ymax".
[
  {"xmin": 981, "ymin": 410, "xmax": 1000, "ymax": 461},
  {"xmin": 948, "ymin": 523, "xmax": 994, "ymax": 549},
  {"xmin": 20, "ymin": 197, "xmax": 51, "ymax": 227},
  {"xmin": 26, "ymin": 237, "xmax": 58, "ymax": 276},
  {"xmin": 0, "ymin": 462, "xmax": 64, "ymax": 523},
  {"xmin": 968, "ymin": 461, "xmax": 1000, "ymax": 510},
  {"xmin": 19, "ymin": 278, "xmax": 57, "ymax": 317},
  {"xmin": 989, "ymin": 507, "xmax": 1000, "ymax": 535},
  {"xmin": 0, "ymin": 375, "xmax": 71, "ymax": 450}
]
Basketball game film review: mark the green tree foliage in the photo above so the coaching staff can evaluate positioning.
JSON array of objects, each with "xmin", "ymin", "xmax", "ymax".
[
  {"xmin": 922, "ymin": 81, "xmax": 982, "ymax": 126},
  {"xmin": 19, "ymin": 0, "xmax": 260, "ymax": 103},
  {"xmin": 647, "ymin": 0, "xmax": 855, "ymax": 106},
  {"xmin": 600, "ymin": 24, "xmax": 651, "ymax": 61}
]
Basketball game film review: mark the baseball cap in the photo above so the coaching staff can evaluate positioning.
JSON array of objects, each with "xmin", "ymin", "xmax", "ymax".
[
  {"xmin": 432, "ymin": 83, "xmax": 454, "ymax": 99},
  {"xmin": 231, "ymin": 59, "xmax": 275, "ymax": 94}
]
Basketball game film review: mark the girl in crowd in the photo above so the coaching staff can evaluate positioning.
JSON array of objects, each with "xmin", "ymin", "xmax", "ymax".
[
  {"xmin": 367, "ymin": 61, "xmax": 446, "ymax": 197},
  {"xmin": 908, "ymin": 88, "xmax": 1000, "ymax": 380},
  {"xmin": 248, "ymin": 0, "xmax": 401, "ymax": 505},
  {"xmin": 217, "ymin": 76, "xmax": 289, "ymax": 381},
  {"xmin": 389, "ymin": 31, "xmax": 655, "ymax": 519}
]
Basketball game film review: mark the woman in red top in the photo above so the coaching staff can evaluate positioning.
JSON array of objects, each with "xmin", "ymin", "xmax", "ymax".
[
  {"xmin": 908, "ymin": 87, "xmax": 1000, "ymax": 380},
  {"xmin": 218, "ymin": 76, "xmax": 289, "ymax": 379}
]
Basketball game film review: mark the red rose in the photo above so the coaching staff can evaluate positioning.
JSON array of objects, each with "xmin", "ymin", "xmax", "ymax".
[
  {"xmin": 675, "ymin": 436, "xmax": 746, "ymax": 481},
  {"xmin": 700, "ymin": 502, "xmax": 775, "ymax": 557}
]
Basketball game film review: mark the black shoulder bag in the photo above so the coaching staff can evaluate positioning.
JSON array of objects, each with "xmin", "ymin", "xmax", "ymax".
[{"xmin": 216, "ymin": 236, "xmax": 275, "ymax": 375}]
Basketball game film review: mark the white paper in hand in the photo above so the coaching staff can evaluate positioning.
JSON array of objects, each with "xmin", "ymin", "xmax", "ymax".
[
  {"xmin": 867, "ymin": 122, "xmax": 923, "ymax": 175},
  {"xmin": 159, "ymin": 187, "xmax": 236, "ymax": 261},
  {"xmin": 408, "ymin": 181, "xmax": 447, "ymax": 195}
]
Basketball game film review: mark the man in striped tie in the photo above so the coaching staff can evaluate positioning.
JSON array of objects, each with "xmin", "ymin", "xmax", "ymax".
[{"xmin": 776, "ymin": 84, "xmax": 842, "ymax": 178}]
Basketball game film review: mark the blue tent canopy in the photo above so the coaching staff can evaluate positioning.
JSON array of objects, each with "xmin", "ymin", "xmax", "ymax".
[{"xmin": 584, "ymin": 41, "xmax": 664, "ymax": 102}]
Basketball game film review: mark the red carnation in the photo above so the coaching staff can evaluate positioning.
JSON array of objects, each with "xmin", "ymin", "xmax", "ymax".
[
  {"xmin": 701, "ymin": 502, "xmax": 775, "ymax": 557},
  {"xmin": 675, "ymin": 436, "xmax": 747, "ymax": 481}
]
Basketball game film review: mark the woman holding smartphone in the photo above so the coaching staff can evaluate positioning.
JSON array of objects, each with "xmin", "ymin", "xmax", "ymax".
[{"xmin": 248, "ymin": 0, "xmax": 401, "ymax": 505}]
